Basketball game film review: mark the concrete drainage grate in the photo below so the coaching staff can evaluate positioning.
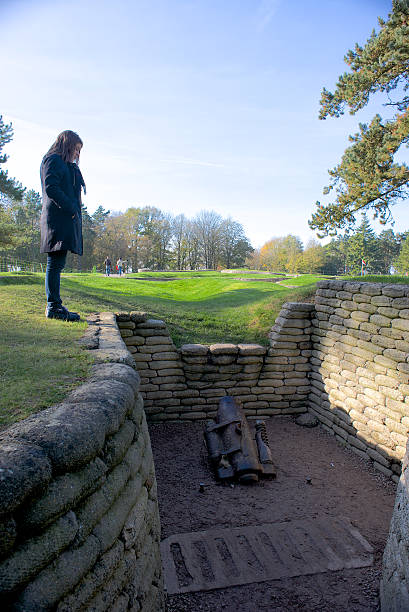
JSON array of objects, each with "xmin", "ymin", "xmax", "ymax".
[{"xmin": 161, "ymin": 516, "xmax": 373, "ymax": 594}]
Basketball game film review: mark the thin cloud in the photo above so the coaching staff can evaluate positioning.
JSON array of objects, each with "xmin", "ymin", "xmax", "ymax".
[
  {"xmin": 255, "ymin": 0, "xmax": 281, "ymax": 31},
  {"xmin": 161, "ymin": 157, "xmax": 225, "ymax": 168}
]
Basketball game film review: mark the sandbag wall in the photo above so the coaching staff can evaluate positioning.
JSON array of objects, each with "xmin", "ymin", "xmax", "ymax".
[
  {"xmin": 309, "ymin": 280, "xmax": 409, "ymax": 484},
  {"xmin": 381, "ymin": 437, "xmax": 409, "ymax": 611},
  {"xmin": 117, "ymin": 303, "xmax": 314, "ymax": 421},
  {"xmin": 0, "ymin": 313, "xmax": 164, "ymax": 612}
]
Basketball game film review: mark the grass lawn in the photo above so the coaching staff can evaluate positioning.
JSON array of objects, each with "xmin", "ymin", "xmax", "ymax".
[
  {"xmin": 345, "ymin": 275, "xmax": 409, "ymax": 284},
  {"xmin": 50, "ymin": 270, "xmax": 320, "ymax": 345},
  {"xmin": 0, "ymin": 275, "xmax": 91, "ymax": 428},
  {"xmin": 0, "ymin": 270, "xmax": 320, "ymax": 427}
]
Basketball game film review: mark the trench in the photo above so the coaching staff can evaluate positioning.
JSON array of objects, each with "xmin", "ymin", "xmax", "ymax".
[
  {"xmin": 116, "ymin": 278, "xmax": 409, "ymax": 610},
  {"xmin": 148, "ymin": 417, "xmax": 395, "ymax": 611}
]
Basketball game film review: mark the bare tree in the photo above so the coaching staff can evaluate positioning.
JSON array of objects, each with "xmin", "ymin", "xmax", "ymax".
[
  {"xmin": 192, "ymin": 210, "xmax": 223, "ymax": 269},
  {"xmin": 185, "ymin": 220, "xmax": 201, "ymax": 270},
  {"xmin": 171, "ymin": 214, "xmax": 187, "ymax": 269},
  {"xmin": 155, "ymin": 213, "xmax": 173, "ymax": 269}
]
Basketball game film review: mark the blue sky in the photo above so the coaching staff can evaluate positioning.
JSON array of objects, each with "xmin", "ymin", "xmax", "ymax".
[{"xmin": 1, "ymin": 0, "xmax": 407, "ymax": 248}]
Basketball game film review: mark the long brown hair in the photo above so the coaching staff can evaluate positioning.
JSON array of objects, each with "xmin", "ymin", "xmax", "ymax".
[{"xmin": 46, "ymin": 130, "xmax": 83, "ymax": 163}]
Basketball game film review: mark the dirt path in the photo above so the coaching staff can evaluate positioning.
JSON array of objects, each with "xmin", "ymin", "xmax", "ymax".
[{"xmin": 148, "ymin": 417, "xmax": 396, "ymax": 612}]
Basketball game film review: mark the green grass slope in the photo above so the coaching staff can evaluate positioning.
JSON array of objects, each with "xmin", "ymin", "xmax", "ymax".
[{"xmin": 0, "ymin": 270, "xmax": 319, "ymax": 427}]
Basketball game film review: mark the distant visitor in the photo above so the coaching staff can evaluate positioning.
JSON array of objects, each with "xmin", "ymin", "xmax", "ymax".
[
  {"xmin": 117, "ymin": 257, "xmax": 123, "ymax": 276},
  {"xmin": 40, "ymin": 130, "xmax": 86, "ymax": 321},
  {"xmin": 104, "ymin": 256, "xmax": 111, "ymax": 276}
]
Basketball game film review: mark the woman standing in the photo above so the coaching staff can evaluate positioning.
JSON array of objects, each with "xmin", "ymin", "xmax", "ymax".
[{"xmin": 40, "ymin": 130, "xmax": 86, "ymax": 321}]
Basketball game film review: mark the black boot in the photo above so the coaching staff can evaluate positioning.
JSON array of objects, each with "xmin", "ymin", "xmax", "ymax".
[{"xmin": 45, "ymin": 306, "xmax": 80, "ymax": 322}]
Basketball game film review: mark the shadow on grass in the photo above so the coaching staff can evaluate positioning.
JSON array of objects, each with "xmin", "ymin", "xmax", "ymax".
[{"xmin": 0, "ymin": 273, "xmax": 43, "ymax": 286}]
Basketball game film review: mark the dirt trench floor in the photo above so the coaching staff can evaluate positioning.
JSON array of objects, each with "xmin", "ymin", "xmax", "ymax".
[{"xmin": 148, "ymin": 417, "xmax": 397, "ymax": 612}]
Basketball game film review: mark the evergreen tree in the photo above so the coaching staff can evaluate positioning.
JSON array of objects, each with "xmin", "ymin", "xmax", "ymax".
[
  {"xmin": 0, "ymin": 116, "xmax": 25, "ymax": 249},
  {"xmin": 92, "ymin": 205, "xmax": 110, "ymax": 237},
  {"xmin": 377, "ymin": 229, "xmax": 401, "ymax": 273},
  {"xmin": 90, "ymin": 205, "xmax": 111, "ymax": 268},
  {"xmin": 0, "ymin": 116, "xmax": 24, "ymax": 203},
  {"xmin": 310, "ymin": 1, "xmax": 409, "ymax": 236},
  {"xmin": 323, "ymin": 234, "xmax": 350, "ymax": 275},
  {"xmin": 81, "ymin": 204, "xmax": 96, "ymax": 270},
  {"xmin": 14, "ymin": 190, "xmax": 42, "ymax": 261},
  {"xmin": 394, "ymin": 236, "xmax": 409, "ymax": 273},
  {"xmin": 0, "ymin": 201, "xmax": 23, "ymax": 250},
  {"xmin": 345, "ymin": 214, "xmax": 379, "ymax": 274}
]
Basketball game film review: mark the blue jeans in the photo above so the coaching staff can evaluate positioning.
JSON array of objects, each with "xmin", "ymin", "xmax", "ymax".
[
  {"xmin": 106, "ymin": 265, "xmax": 110, "ymax": 276},
  {"xmin": 45, "ymin": 250, "xmax": 67, "ymax": 309}
]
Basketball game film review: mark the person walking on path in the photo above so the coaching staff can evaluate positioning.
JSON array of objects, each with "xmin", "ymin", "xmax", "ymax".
[
  {"xmin": 104, "ymin": 256, "xmax": 111, "ymax": 276},
  {"xmin": 116, "ymin": 257, "xmax": 123, "ymax": 276},
  {"xmin": 40, "ymin": 130, "xmax": 86, "ymax": 321}
]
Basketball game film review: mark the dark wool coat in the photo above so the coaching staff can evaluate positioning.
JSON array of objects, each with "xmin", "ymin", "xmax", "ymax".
[{"xmin": 40, "ymin": 153, "xmax": 83, "ymax": 254}]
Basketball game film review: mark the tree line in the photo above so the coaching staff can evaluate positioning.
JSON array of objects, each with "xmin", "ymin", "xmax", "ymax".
[
  {"xmin": 78, "ymin": 206, "xmax": 253, "ymax": 271},
  {"xmin": 0, "ymin": 117, "xmax": 253, "ymax": 271},
  {"xmin": 248, "ymin": 215, "xmax": 409, "ymax": 276},
  {"xmin": 1, "ymin": 193, "xmax": 254, "ymax": 272},
  {"xmin": 3, "ymin": 114, "xmax": 409, "ymax": 276}
]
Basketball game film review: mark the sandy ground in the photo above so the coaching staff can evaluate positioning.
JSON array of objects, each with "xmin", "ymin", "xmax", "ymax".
[{"xmin": 148, "ymin": 417, "xmax": 397, "ymax": 612}]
